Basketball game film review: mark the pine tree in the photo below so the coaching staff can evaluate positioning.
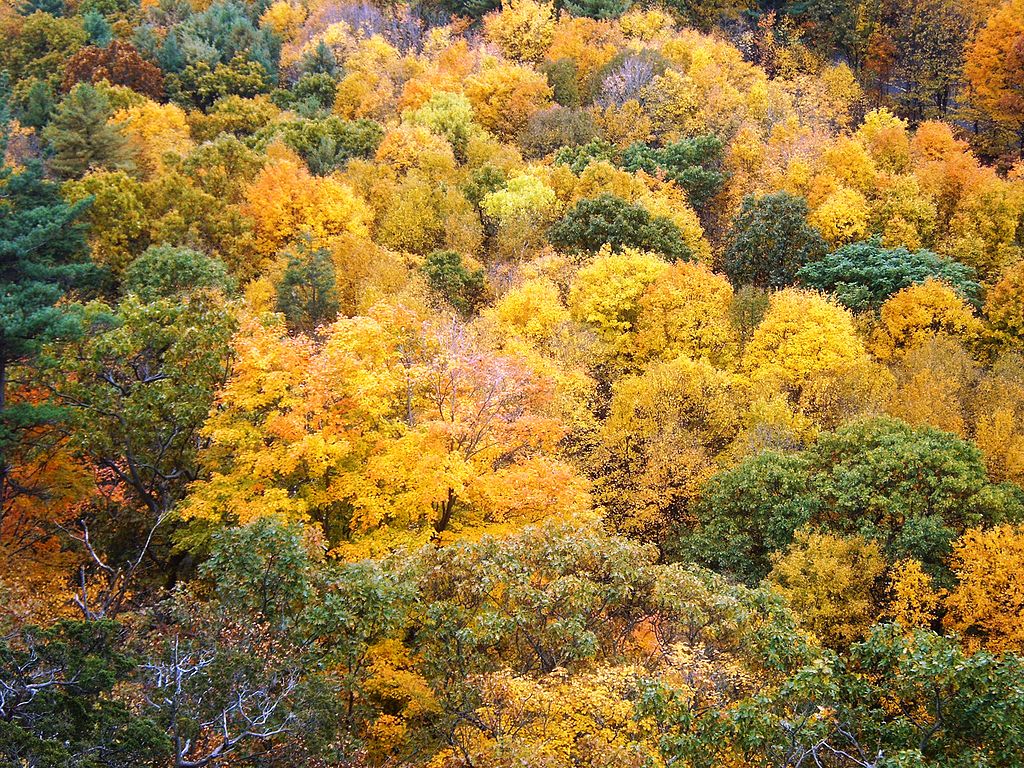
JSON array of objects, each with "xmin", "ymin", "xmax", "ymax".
[
  {"xmin": 0, "ymin": 91, "xmax": 94, "ymax": 498},
  {"xmin": 276, "ymin": 240, "xmax": 340, "ymax": 335},
  {"xmin": 42, "ymin": 83, "xmax": 134, "ymax": 179}
]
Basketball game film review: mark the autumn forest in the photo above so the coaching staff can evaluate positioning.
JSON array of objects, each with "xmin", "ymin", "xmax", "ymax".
[{"xmin": 2, "ymin": 0, "xmax": 1024, "ymax": 764}]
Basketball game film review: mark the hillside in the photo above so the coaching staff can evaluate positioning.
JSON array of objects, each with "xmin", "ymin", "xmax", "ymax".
[{"xmin": 2, "ymin": 0, "xmax": 1024, "ymax": 765}]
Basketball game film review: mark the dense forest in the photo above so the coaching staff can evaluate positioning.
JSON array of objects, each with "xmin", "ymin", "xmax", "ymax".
[{"xmin": 2, "ymin": 0, "xmax": 1024, "ymax": 764}]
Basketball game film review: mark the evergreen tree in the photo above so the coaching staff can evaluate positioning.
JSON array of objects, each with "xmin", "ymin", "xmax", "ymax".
[
  {"xmin": 275, "ymin": 240, "xmax": 340, "ymax": 335},
  {"xmin": 82, "ymin": 9, "xmax": 113, "ymax": 46},
  {"xmin": 0, "ymin": 97, "xmax": 94, "ymax": 498},
  {"xmin": 721, "ymin": 191, "xmax": 827, "ymax": 288},
  {"xmin": 19, "ymin": 80, "xmax": 54, "ymax": 130},
  {"xmin": 42, "ymin": 83, "xmax": 134, "ymax": 179}
]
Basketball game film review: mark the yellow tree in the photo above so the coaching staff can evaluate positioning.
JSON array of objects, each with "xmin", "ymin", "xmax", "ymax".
[
  {"xmin": 593, "ymin": 355, "xmax": 742, "ymax": 541},
  {"xmin": 113, "ymin": 100, "xmax": 194, "ymax": 177},
  {"xmin": 465, "ymin": 60, "xmax": 553, "ymax": 140},
  {"xmin": 241, "ymin": 145, "xmax": 371, "ymax": 257},
  {"xmin": 964, "ymin": 0, "xmax": 1024, "ymax": 155},
  {"xmin": 743, "ymin": 289, "xmax": 882, "ymax": 427},
  {"xmin": 944, "ymin": 525, "xmax": 1024, "ymax": 653},
  {"xmin": 871, "ymin": 279, "xmax": 980, "ymax": 361},
  {"xmin": 567, "ymin": 246, "xmax": 669, "ymax": 364},
  {"xmin": 633, "ymin": 261, "xmax": 736, "ymax": 366},
  {"xmin": 183, "ymin": 305, "xmax": 589, "ymax": 556},
  {"xmin": 769, "ymin": 529, "xmax": 886, "ymax": 649},
  {"xmin": 483, "ymin": 0, "xmax": 555, "ymax": 63}
]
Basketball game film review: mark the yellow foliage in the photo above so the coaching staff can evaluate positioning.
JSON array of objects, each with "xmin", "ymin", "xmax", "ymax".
[
  {"xmin": 567, "ymin": 247, "xmax": 669, "ymax": 360},
  {"xmin": 483, "ymin": 0, "xmax": 555, "ymax": 63},
  {"xmin": 886, "ymin": 559, "xmax": 943, "ymax": 629},
  {"xmin": 770, "ymin": 530, "xmax": 885, "ymax": 649},
  {"xmin": 113, "ymin": 100, "xmax": 193, "ymax": 176},
  {"xmin": 871, "ymin": 279, "xmax": 979, "ymax": 361},
  {"xmin": 856, "ymin": 108, "xmax": 911, "ymax": 173},
  {"xmin": 596, "ymin": 356, "xmax": 741, "ymax": 539},
  {"xmin": 809, "ymin": 186, "xmax": 869, "ymax": 247},
  {"xmin": 634, "ymin": 261, "xmax": 735, "ymax": 365},
  {"xmin": 486, "ymin": 277, "xmax": 570, "ymax": 345},
  {"xmin": 242, "ymin": 147, "xmax": 371, "ymax": 257},
  {"xmin": 886, "ymin": 336, "xmax": 975, "ymax": 437},
  {"xmin": 944, "ymin": 525, "xmax": 1024, "ymax": 653},
  {"xmin": 744, "ymin": 289, "xmax": 876, "ymax": 421},
  {"xmin": 465, "ymin": 59, "xmax": 553, "ymax": 140},
  {"xmin": 259, "ymin": 0, "xmax": 306, "ymax": 40}
]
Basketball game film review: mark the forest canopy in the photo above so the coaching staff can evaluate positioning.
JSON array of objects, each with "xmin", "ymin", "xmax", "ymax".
[{"xmin": 2, "ymin": 0, "xmax": 1024, "ymax": 765}]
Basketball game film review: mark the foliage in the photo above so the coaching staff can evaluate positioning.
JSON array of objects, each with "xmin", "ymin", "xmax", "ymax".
[
  {"xmin": 797, "ymin": 237, "xmax": 980, "ymax": 311},
  {"xmin": 722, "ymin": 192, "xmax": 827, "ymax": 288},
  {"xmin": 549, "ymin": 193, "xmax": 691, "ymax": 260},
  {"xmin": 43, "ymin": 83, "xmax": 134, "ymax": 179},
  {"xmin": 421, "ymin": 250, "xmax": 487, "ymax": 316}
]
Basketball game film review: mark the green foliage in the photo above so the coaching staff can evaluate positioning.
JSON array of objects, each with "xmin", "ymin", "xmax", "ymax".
[
  {"xmin": 276, "ymin": 241, "xmax": 340, "ymax": 334},
  {"xmin": 0, "ymin": 620, "xmax": 171, "ymax": 768},
  {"xmin": 422, "ymin": 250, "xmax": 487, "ymax": 315},
  {"xmin": 202, "ymin": 517, "xmax": 314, "ymax": 628},
  {"xmin": 0, "ymin": 120, "xmax": 93, "ymax": 455},
  {"xmin": 682, "ymin": 418, "xmax": 1024, "ymax": 581},
  {"xmin": 563, "ymin": 0, "xmax": 631, "ymax": 19},
  {"xmin": 42, "ymin": 83, "xmax": 134, "ymax": 179},
  {"xmin": 122, "ymin": 245, "xmax": 236, "ymax": 301},
  {"xmin": 722, "ymin": 191, "xmax": 827, "ymax": 288},
  {"xmin": 620, "ymin": 135, "xmax": 725, "ymax": 210},
  {"xmin": 81, "ymin": 10, "xmax": 112, "ymax": 46},
  {"xmin": 553, "ymin": 138, "xmax": 616, "ymax": 173},
  {"xmin": 541, "ymin": 57, "xmax": 581, "ymax": 107},
  {"xmin": 53, "ymin": 293, "xmax": 236, "ymax": 520},
  {"xmin": 168, "ymin": 55, "xmax": 272, "ymax": 110},
  {"xmin": 797, "ymin": 237, "xmax": 981, "ymax": 311},
  {"xmin": 676, "ymin": 451, "xmax": 816, "ymax": 583},
  {"xmin": 549, "ymin": 193, "xmax": 692, "ymax": 261},
  {"xmin": 258, "ymin": 116, "xmax": 384, "ymax": 174}
]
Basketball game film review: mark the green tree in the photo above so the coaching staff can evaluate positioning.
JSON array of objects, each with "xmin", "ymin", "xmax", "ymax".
[
  {"xmin": 676, "ymin": 451, "xmax": 817, "ymax": 583},
  {"xmin": 721, "ymin": 191, "xmax": 827, "ymax": 288},
  {"xmin": 797, "ymin": 236, "xmax": 979, "ymax": 311},
  {"xmin": 0, "ymin": 620, "xmax": 171, "ymax": 768},
  {"xmin": 276, "ymin": 241, "xmax": 340, "ymax": 335},
  {"xmin": 122, "ymin": 245, "xmax": 236, "ymax": 302},
  {"xmin": 0, "ymin": 102, "xmax": 93, "ymax": 500},
  {"xmin": 43, "ymin": 83, "xmax": 134, "ymax": 179},
  {"xmin": 549, "ymin": 193, "xmax": 691, "ymax": 261},
  {"xmin": 421, "ymin": 250, "xmax": 487, "ymax": 316},
  {"xmin": 620, "ymin": 135, "xmax": 725, "ymax": 211}
]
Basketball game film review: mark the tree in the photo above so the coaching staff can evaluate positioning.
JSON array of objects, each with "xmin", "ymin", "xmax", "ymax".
[
  {"xmin": 965, "ymin": 0, "xmax": 1024, "ymax": 155},
  {"xmin": 593, "ymin": 355, "xmax": 741, "ymax": 542},
  {"xmin": 944, "ymin": 525, "xmax": 1024, "ymax": 653},
  {"xmin": 620, "ymin": 135, "xmax": 725, "ymax": 211},
  {"xmin": 421, "ymin": 251, "xmax": 487, "ymax": 316},
  {"xmin": 0, "ymin": 113, "xmax": 93, "ymax": 504},
  {"xmin": 464, "ymin": 61, "xmax": 553, "ymax": 140},
  {"xmin": 797, "ymin": 237, "xmax": 979, "ymax": 311},
  {"xmin": 742, "ymin": 289, "xmax": 878, "ymax": 424},
  {"xmin": 768, "ymin": 529, "xmax": 886, "ymax": 649},
  {"xmin": 50, "ymin": 292, "xmax": 236, "ymax": 613},
  {"xmin": 62, "ymin": 41, "xmax": 164, "ymax": 99},
  {"xmin": 43, "ymin": 84, "xmax": 134, "ymax": 179},
  {"xmin": 677, "ymin": 450, "xmax": 816, "ymax": 583},
  {"xmin": 567, "ymin": 246, "xmax": 669, "ymax": 359},
  {"xmin": 0, "ymin": 620, "xmax": 170, "ymax": 767},
  {"xmin": 276, "ymin": 240, "xmax": 340, "ymax": 335},
  {"xmin": 549, "ymin": 194, "xmax": 691, "ymax": 261},
  {"xmin": 122, "ymin": 245, "xmax": 236, "ymax": 302},
  {"xmin": 482, "ymin": 0, "xmax": 555, "ymax": 63},
  {"xmin": 721, "ymin": 192, "xmax": 827, "ymax": 288}
]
